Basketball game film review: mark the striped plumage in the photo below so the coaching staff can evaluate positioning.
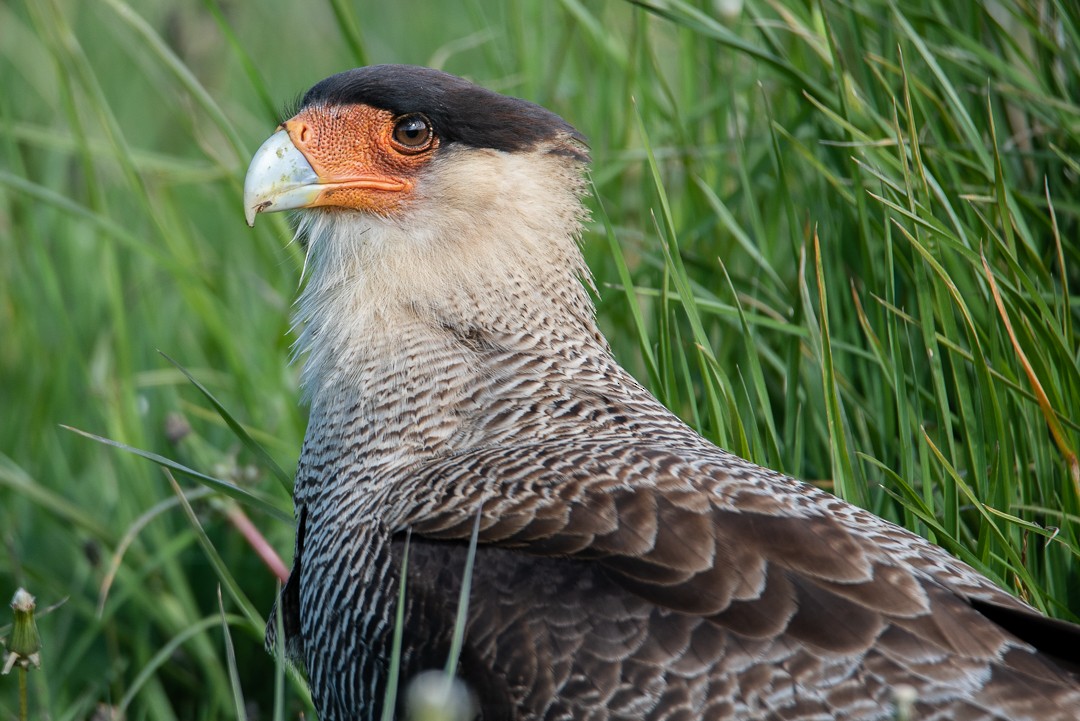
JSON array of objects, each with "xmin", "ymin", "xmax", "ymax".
[{"xmin": 244, "ymin": 65, "xmax": 1080, "ymax": 720}]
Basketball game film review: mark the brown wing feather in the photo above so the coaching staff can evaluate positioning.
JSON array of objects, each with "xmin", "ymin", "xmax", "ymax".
[{"xmin": 396, "ymin": 437, "xmax": 1080, "ymax": 719}]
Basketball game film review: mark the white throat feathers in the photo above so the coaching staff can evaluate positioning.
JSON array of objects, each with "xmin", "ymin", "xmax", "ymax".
[{"xmin": 291, "ymin": 140, "xmax": 597, "ymax": 400}]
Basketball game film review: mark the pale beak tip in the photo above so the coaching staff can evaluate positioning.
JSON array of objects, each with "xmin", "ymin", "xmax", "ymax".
[
  {"xmin": 246, "ymin": 199, "xmax": 277, "ymax": 227},
  {"xmin": 243, "ymin": 128, "xmax": 320, "ymax": 228}
]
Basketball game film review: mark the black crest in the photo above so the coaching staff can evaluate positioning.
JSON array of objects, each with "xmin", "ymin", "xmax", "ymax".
[{"xmin": 299, "ymin": 65, "xmax": 587, "ymax": 155}]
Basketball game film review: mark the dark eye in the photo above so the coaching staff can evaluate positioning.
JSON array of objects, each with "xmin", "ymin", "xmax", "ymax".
[{"xmin": 391, "ymin": 115, "xmax": 433, "ymax": 152}]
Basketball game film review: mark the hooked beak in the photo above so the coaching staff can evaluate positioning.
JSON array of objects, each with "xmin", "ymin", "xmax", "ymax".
[{"xmin": 243, "ymin": 129, "xmax": 321, "ymax": 227}]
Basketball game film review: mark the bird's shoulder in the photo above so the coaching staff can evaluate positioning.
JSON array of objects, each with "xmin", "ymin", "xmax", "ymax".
[{"xmin": 399, "ymin": 433, "xmax": 1007, "ymax": 606}]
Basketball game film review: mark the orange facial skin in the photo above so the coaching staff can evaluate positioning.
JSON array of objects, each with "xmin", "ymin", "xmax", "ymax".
[{"xmin": 282, "ymin": 104, "xmax": 439, "ymax": 216}]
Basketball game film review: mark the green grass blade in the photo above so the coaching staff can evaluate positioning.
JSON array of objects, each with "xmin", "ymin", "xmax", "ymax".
[
  {"xmin": 218, "ymin": 587, "xmax": 249, "ymax": 721},
  {"xmin": 160, "ymin": 352, "xmax": 293, "ymax": 493},
  {"xmin": 381, "ymin": 530, "xmax": 411, "ymax": 721},
  {"xmin": 62, "ymin": 426, "xmax": 291, "ymax": 522},
  {"xmin": 165, "ymin": 471, "xmax": 266, "ymax": 630}
]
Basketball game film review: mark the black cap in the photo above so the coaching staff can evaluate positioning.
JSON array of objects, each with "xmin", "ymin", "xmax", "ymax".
[{"xmin": 299, "ymin": 65, "xmax": 587, "ymax": 155}]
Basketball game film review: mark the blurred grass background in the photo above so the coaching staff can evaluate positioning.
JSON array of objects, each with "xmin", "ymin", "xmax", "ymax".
[{"xmin": 1, "ymin": 0, "xmax": 1078, "ymax": 718}]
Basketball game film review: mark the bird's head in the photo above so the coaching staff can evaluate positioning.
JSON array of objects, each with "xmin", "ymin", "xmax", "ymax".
[
  {"xmin": 244, "ymin": 66, "xmax": 600, "ymax": 392},
  {"xmin": 245, "ymin": 65, "xmax": 588, "ymax": 226}
]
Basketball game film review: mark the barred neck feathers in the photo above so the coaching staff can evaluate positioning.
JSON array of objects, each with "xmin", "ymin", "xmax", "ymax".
[{"xmin": 291, "ymin": 140, "xmax": 601, "ymax": 404}]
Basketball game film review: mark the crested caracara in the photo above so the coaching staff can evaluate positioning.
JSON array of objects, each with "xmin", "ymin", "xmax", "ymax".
[{"xmin": 244, "ymin": 65, "xmax": 1080, "ymax": 721}]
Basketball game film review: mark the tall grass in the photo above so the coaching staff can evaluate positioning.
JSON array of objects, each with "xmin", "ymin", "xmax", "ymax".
[{"xmin": 1, "ymin": 0, "xmax": 1077, "ymax": 718}]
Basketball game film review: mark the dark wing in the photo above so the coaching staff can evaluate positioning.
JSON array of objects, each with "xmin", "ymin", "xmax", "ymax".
[{"xmin": 393, "ymin": 436, "xmax": 1080, "ymax": 720}]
